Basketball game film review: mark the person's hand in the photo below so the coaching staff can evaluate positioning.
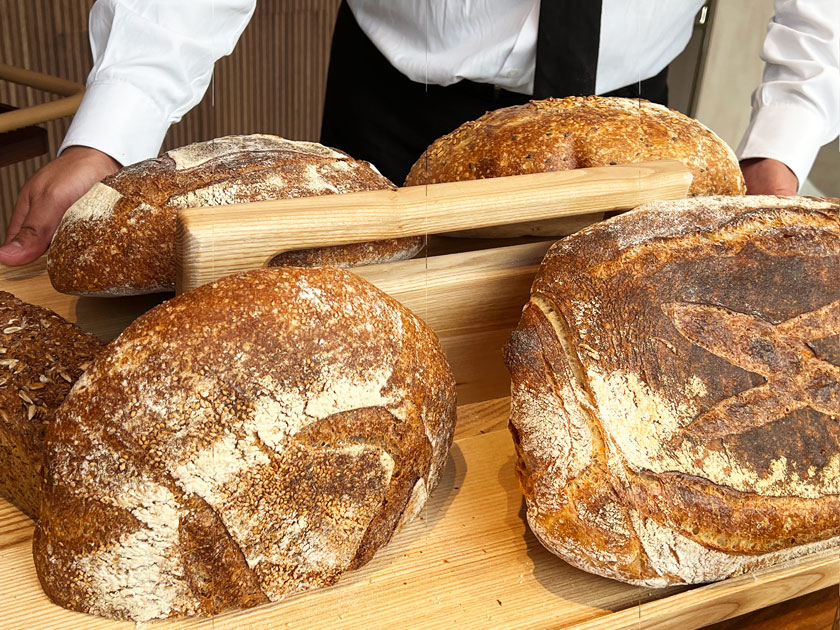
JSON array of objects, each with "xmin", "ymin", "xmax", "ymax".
[
  {"xmin": 740, "ymin": 157, "xmax": 799, "ymax": 196},
  {"xmin": 0, "ymin": 146, "xmax": 121, "ymax": 266}
]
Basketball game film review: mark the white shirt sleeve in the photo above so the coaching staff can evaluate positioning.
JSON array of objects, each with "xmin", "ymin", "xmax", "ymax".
[
  {"xmin": 59, "ymin": 0, "xmax": 256, "ymax": 166},
  {"xmin": 736, "ymin": 0, "xmax": 840, "ymax": 188}
]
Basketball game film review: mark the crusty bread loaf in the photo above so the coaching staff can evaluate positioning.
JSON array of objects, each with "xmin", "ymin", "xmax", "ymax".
[
  {"xmin": 47, "ymin": 135, "xmax": 424, "ymax": 296},
  {"xmin": 505, "ymin": 195, "xmax": 840, "ymax": 587},
  {"xmin": 405, "ymin": 96, "xmax": 745, "ymax": 237},
  {"xmin": 0, "ymin": 292, "xmax": 102, "ymax": 519},
  {"xmin": 34, "ymin": 266, "xmax": 456, "ymax": 621}
]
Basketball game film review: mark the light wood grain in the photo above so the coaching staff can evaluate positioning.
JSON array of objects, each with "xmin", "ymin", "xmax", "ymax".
[
  {"xmin": 0, "ymin": 429, "xmax": 631, "ymax": 630},
  {"xmin": 352, "ymin": 240, "xmax": 549, "ymax": 336},
  {"xmin": 565, "ymin": 555, "xmax": 839, "ymax": 630},
  {"xmin": 175, "ymin": 160, "xmax": 692, "ymax": 292},
  {"xmin": 705, "ymin": 586, "xmax": 838, "ymax": 630},
  {"xmin": 454, "ymin": 397, "xmax": 511, "ymax": 437},
  {"xmin": 0, "ymin": 257, "xmax": 169, "ymax": 342},
  {"xmin": 354, "ymin": 240, "xmax": 550, "ymax": 403}
]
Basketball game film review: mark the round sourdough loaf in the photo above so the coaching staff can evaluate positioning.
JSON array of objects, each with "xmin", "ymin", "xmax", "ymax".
[
  {"xmin": 47, "ymin": 135, "xmax": 424, "ymax": 296},
  {"xmin": 505, "ymin": 195, "xmax": 840, "ymax": 587},
  {"xmin": 405, "ymin": 96, "xmax": 746, "ymax": 237},
  {"xmin": 0, "ymin": 292, "xmax": 103, "ymax": 519},
  {"xmin": 34, "ymin": 266, "xmax": 456, "ymax": 621}
]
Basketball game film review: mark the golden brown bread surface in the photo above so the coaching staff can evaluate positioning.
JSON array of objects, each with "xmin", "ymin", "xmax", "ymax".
[
  {"xmin": 47, "ymin": 135, "xmax": 423, "ymax": 296},
  {"xmin": 34, "ymin": 266, "xmax": 456, "ymax": 621},
  {"xmin": 505, "ymin": 195, "xmax": 840, "ymax": 587},
  {"xmin": 405, "ymin": 97, "xmax": 745, "ymax": 237},
  {"xmin": 267, "ymin": 238, "xmax": 424, "ymax": 269},
  {"xmin": 0, "ymin": 292, "xmax": 103, "ymax": 519}
]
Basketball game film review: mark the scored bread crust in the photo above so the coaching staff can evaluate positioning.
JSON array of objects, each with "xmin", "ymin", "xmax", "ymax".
[
  {"xmin": 47, "ymin": 135, "xmax": 423, "ymax": 296},
  {"xmin": 405, "ymin": 97, "xmax": 745, "ymax": 238},
  {"xmin": 505, "ymin": 195, "xmax": 840, "ymax": 586},
  {"xmin": 0, "ymin": 292, "xmax": 103, "ymax": 519},
  {"xmin": 34, "ymin": 266, "xmax": 456, "ymax": 621}
]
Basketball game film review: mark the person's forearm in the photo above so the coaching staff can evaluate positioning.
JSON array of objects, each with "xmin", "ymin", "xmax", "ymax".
[
  {"xmin": 60, "ymin": 0, "xmax": 257, "ymax": 166},
  {"xmin": 736, "ymin": 0, "xmax": 840, "ymax": 192}
]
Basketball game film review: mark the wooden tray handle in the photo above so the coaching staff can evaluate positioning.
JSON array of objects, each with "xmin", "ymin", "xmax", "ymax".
[{"xmin": 176, "ymin": 159, "xmax": 693, "ymax": 293}]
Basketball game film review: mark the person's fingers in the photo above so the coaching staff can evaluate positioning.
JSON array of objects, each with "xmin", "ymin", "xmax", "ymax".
[
  {"xmin": 0, "ymin": 229, "xmax": 41, "ymax": 266},
  {"xmin": 4, "ymin": 182, "xmax": 32, "ymax": 245},
  {"xmin": 0, "ymin": 191, "xmax": 64, "ymax": 266},
  {"xmin": 1, "ymin": 146, "xmax": 121, "ymax": 267}
]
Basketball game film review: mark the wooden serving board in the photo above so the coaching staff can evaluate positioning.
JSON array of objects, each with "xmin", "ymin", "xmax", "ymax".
[{"xmin": 1, "ymin": 242, "xmax": 837, "ymax": 629}]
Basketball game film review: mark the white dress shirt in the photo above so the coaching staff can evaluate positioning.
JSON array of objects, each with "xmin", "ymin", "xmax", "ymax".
[{"xmin": 61, "ymin": 0, "xmax": 839, "ymax": 188}]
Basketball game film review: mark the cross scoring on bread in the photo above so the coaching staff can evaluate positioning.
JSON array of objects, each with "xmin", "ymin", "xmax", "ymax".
[{"xmin": 664, "ymin": 299, "xmax": 840, "ymax": 442}]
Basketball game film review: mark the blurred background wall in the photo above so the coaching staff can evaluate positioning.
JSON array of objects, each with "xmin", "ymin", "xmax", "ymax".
[{"xmin": 0, "ymin": 0, "xmax": 836, "ymax": 240}]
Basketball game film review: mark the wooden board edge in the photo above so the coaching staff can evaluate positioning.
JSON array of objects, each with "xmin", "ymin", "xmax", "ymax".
[
  {"xmin": 564, "ymin": 552, "xmax": 840, "ymax": 630},
  {"xmin": 175, "ymin": 160, "xmax": 692, "ymax": 293}
]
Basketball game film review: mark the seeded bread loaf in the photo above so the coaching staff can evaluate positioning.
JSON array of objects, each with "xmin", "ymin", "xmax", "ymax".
[
  {"xmin": 0, "ymin": 292, "xmax": 103, "ymax": 519},
  {"xmin": 34, "ymin": 266, "xmax": 456, "ymax": 621},
  {"xmin": 405, "ymin": 96, "xmax": 745, "ymax": 237},
  {"xmin": 505, "ymin": 195, "xmax": 840, "ymax": 587},
  {"xmin": 47, "ymin": 135, "xmax": 424, "ymax": 296}
]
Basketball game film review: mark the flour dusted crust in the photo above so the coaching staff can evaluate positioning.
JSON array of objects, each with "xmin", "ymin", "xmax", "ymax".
[
  {"xmin": 165, "ymin": 135, "xmax": 347, "ymax": 170},
  {"xmin": 405, "ymin": 96, "xmax": 745, "ymax": 237},
  {"xmin": 47, "ymin": 135, "xmax": 423, "ymax": 296},
  {"xmin": 34, "ymin": 267, "xmax": 456, "ymax": 621},
  {"xmin": 267, "ymin": 239, "xmax": 425, "ymax": 269},
  {"xmin": 505, "ymin": 195, "xmax": 840, "ymax": 587},
  {"xmin": 0, "ymin": 292, "xmax": 103, "ymax": 519}
]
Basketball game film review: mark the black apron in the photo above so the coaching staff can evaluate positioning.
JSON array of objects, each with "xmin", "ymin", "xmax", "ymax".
[{"xmin": 320, "ymin": 1, "xmax": 668, "ymax": 185}]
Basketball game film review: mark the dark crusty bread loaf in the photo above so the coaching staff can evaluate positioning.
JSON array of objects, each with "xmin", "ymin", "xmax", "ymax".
[
  {"xmin": 47, "ymin": 135, "xmax": 424, "ymax": 296},
  {"xmin": 0, "ymin": 292, "xmax": 102, "ymax": 519},
  {"xmin": 405, "ymin": 96, "xmax": 745, "ymax": 237},
  {"xmin": 34, "ymin": 266, "xmax": 456, "ymax": 621},
  {"xmin": 505, "ymin": 195, "xmax": 840, "ymax": 587}
]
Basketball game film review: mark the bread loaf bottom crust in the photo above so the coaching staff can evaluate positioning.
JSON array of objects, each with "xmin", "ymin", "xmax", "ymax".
[
  {"xmin": 506, "ymin": 195, "xmax": 840, "ymax": 586},
  {"xmin": 34, "ymin": 267, "xmax": 456, "ymax": 621}
]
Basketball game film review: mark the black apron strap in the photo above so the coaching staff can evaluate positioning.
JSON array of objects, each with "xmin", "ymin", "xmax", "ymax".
[
  {"xmin": 533, "ymin": 0, "xmax": 603, "ymax": 99},
  {"xmin": 604, "ymin": 66, "xmax": 669, "ymax": 105}
]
